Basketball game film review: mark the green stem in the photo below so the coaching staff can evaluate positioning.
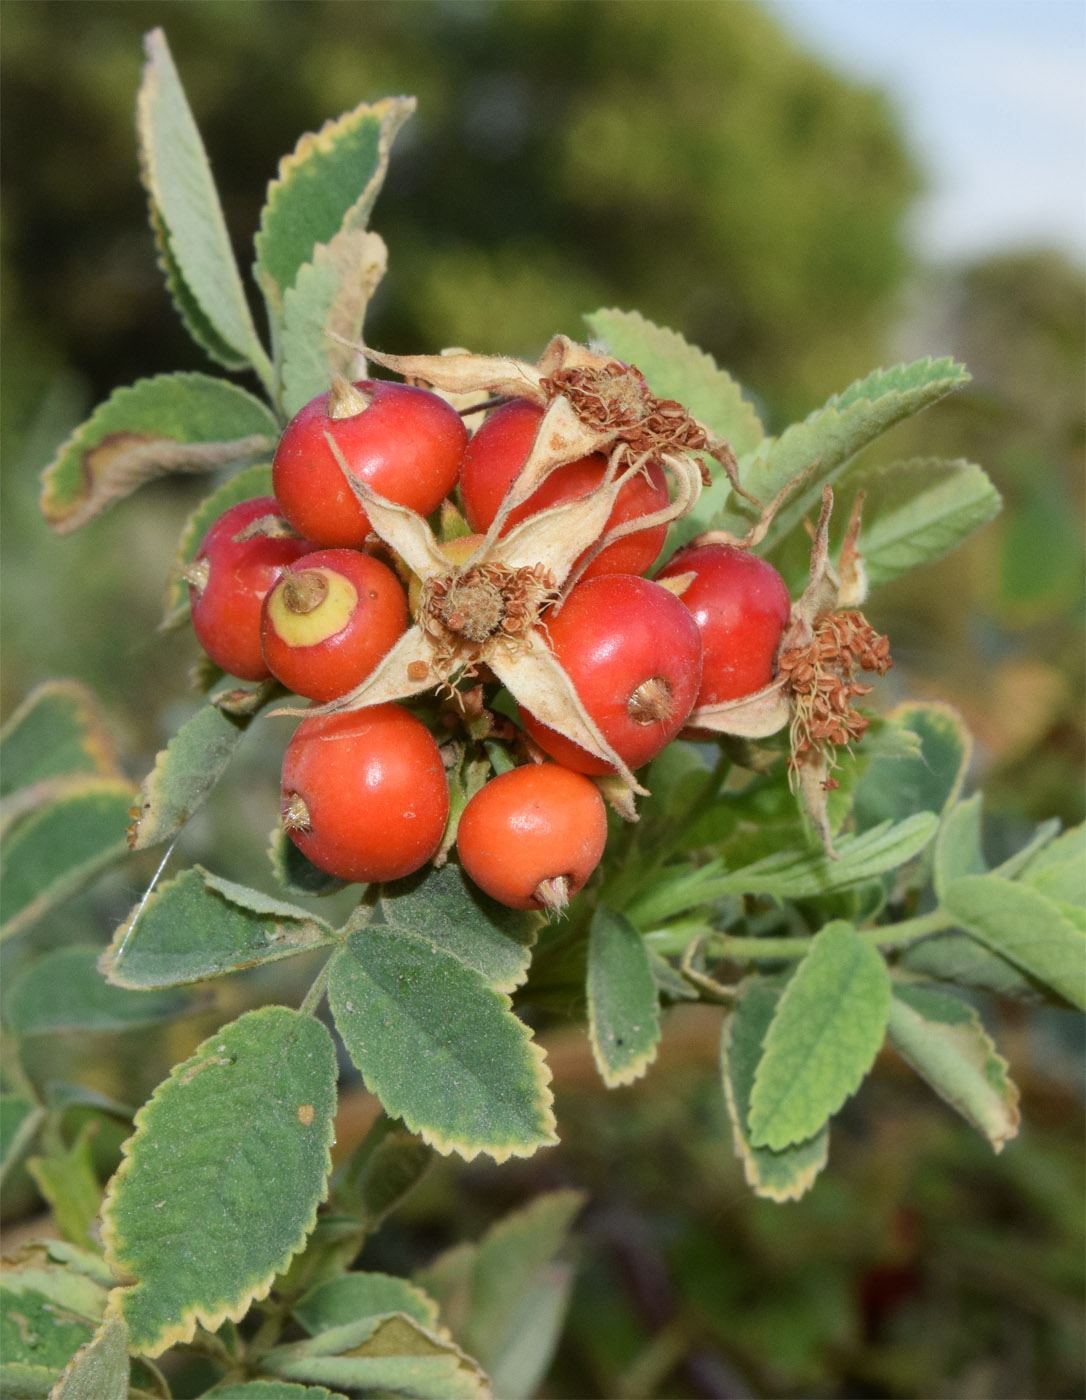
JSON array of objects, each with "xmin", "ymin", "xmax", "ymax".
[
  {"xmin": 299, "ymin": 957, "xmax": 333, "ymax": 1017},
  {"xmin": 712, "ymin": 908, "xmax": 955, "ymax": 964}
]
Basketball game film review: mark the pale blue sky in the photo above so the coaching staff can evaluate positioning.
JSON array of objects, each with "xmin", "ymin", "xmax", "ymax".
[{"xmin": 766, "ymin": 0, "xmax": 1086, "ymax": 263}]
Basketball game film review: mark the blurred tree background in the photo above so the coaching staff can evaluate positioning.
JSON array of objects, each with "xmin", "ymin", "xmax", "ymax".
[{"xmin": 2, "ymin": 3, "xmax": 1082, "ymax": 1396}]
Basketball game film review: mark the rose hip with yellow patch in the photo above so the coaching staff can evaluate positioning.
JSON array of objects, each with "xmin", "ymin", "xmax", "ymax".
[{"xmin": 260, "ymin": 548, "xmax": 408, "ymax": 702}]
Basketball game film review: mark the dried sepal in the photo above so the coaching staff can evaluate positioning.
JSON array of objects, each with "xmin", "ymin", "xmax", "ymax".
[{"xmin": 684, "ymin": 681, "xmax": 791, "ymax": 740}]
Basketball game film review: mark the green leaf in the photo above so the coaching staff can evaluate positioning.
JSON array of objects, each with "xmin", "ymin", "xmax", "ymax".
[
  {"xmin": 380, "ymin": 864, "xmax": 538, "ymax": 995},
  {"xmin": 584, "ymin": 308, "xmax": 764, "ymax": 455},
  {"xmin": 147, "ymin": 200, "xmax": 252, "ymax": 372},
  {"xmin": 706, "ymin": 812, "xmax": 938, "ymax": 900},
  {"xmin": 941, "ymin": 875, "xmax": 1086, "ymax": 1010},
  {"xmin": 841, "ymin": 457, "xmax": 1001, "ymax": 588},
  {"xmin": 264, "ymin": 1312, "xmax": 491, "ymax": 1399},
  {"xmin": 720, "ymin": 982, "xmax": 829, "ymax": 1201},
  {"xmin": 102, "ymin": 867, "xmax": 333, "ymax": 990},
  {"xmin": 748, "ymin": 921, "xmax": 891, "ymax": 1150},
  {"xmin": 40, "ymin": 373, "xmax": 277, "ymax": 534},
  {"xmin": 5, "ymin": 946, "xmax": 191, "ymax": 1034},
  {"xmin": 26, "ymin": 1123, "xmax": 100, "ymax": 1250},
  {"xmin": 212, "ymin": 1383, "xmax": 346, "ymax": 1399},
  {"xmin": 295, "ymin": 1273, "xmax": 440, "ymax": 1335},
  {"xmin": 0, "ymin": 778, "xmax": 136, "ymax": 943},
  {"xmin": 0, "ymin": 1286, "xmax": 97, "ymax": 1393},
  {"xmin": 269, "ymin": 825, "xmax": 349, "ymax": 898},
  {"xmin": 1, "ymin": 1095, "xmax": 43, "ymax": 1186},
  {"xmin": 1016, "ymin": 824, "xmax": 1086, "ymax": 907},
  {"xmin": 280, "ymin": 228, "xmax": 387, "ymax": 419},
  {"xmin": 853, "ymin": 701, "xmax": 971, "ymax": 832},
  {"xmin": 416, "ymin": 1190, "xmax": 584, "ymax": 1400},
  {"xmin": 587, "ymin": 906, "xmax": 661, "ymax": 1086},
  {"xmin": 137, "ymin": 29, "xmax": 271, "ymax": 385},
  {"xmin": 888, "ymin": 985, "xmax": 1020, "ymax": 1151},
  {"xmin": 162, "ymin": 462, "xmax": 274, "ymax": 624},
  {"xmin": 896, "ymin": 931, "xmax": 1044, "ymax": 1002},
  {"xmin": 327, "ymin": 929, "xmax": 557, "ymax": 1163},
  {"xmin": 332, "ymin": 1117, "xmax": 435, "ymax": 1231},
  {"xmin": 712, "ymin": 357, "xmax": 971, "ymax": 547},
  {"xmin": 102, "ymin": 1006, "xmax": 337, "ymax": 1358},
  {"xmin": 128, "ymin": 685, "xmax": 276, "ymax": 850},
  {"xmin": 0, "ymin": 681, "xmax": 119, "ymax": 801},
  {"xmin": 934, "ymin": 793, "xmax": 987, "ymax": 900},
  {"xmin": 254, "ymin": 97, "xmax": 414, "ymax": 306},
  {"xmin": 49, "ymin": 1313, "xmax": 129, "ymax": 1400}
]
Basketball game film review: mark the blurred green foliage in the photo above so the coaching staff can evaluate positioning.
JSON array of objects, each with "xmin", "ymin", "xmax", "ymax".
[{"xmin": 1, "ymin": 4, "xmax": 1082, "ymax": 1396}]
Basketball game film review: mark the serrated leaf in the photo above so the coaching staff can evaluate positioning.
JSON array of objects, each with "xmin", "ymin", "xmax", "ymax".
[
  {"xmin": 137, "ymin": 30, "xmax": 270, "ymax": 383},
  {"xmin": 587, "ymin": 906, "xmax": 661, "ymax": 1086},
  {"xmin": 148, "ymin": 200, "xmax": 251, "ymax": 372},
  {"xmin": 888, "ymin": 985, "xmax": 1020, "ymax": 1151},
  {"xmin": 942, "ymin": 875, "xmax": 1086, "ymax": 1010},
  {"xmin": 853, "ymin": 701, "xmax": 971, "ymax": 832},
  {"xmin": 327, "ymin": 930, "xmax": 556, "ymax": 1163},
  {"xmin": 1016, "ymin": 824, "xmax": 1086, "ymax": 907},
  {"xmin": 841, "ymin": 457, "xmax": 1001, "ymax": 588},
  {"xmin": 48, "ymin": 1312, "xmax": 129, "ymax": 1400},
  {"xmin": 720, "ymin": 982, "xmax": 829, "ymax": 1201},
  {"xmin": 0, "ymin": 681, "xmax": 119, "ymax": 803},
  {"xmin": 5, "ymin": 946, "xmax": 191, "ymax": 1036},
  {"xmin": 128, "ymin": 686, "xmax": 275, "ymax": 850},
  {"xmin": 705, "ymin": 812, "xmax": 937, "ymax": 900},
  {"xmin": 102, "ymin": 867, "xmax": 333, "ymax": 990},
  {"xmin": 380, "ymin": 864, "xmax": 537, "ymax": 995},
  {"xmin": 934, "ymin": 792, "xmax": 987, "ymax": 900},
  {"xmin": 0, "ymin": 778, "xmax": 136, "ymax": 943},
  {"xmin": 333, "ymin": 1118, "xmax": 434, "ymax": 1231},
  {"xmin": 255, "ymin": 97, "xmax": 414, "ymax": 306},
  {"xmin": 27, "ymin": 1123, "xmax": 100, "ymax": 1250},
  {"xmin": 711, "ymin": 358, "xmax": 971, "ymax": 547},
  {"xmin": 584, "ymin": 308, "xmax": 763, "ymax": 455},
  {"xmin": 102, "ymin": 1006, "xmax": 337, "ymax": 1358},
  {"xmin": 295, "ymin": 1273, "xmax": 440, "ymax": 1336},
  {"xmin": 280, "ymin": 229, "xmax": 387, "ymax": 419},
  {"xmin": 748, "ymin": 922, "xmax": 891, "ymax": 1150},
  {"xmin": 40, "ymin": 373, "xmax": 277, "ymax": 534},
  {"xmin": 265, "ymin": 1311, "xmax": 492, "ymax": 1400},
  {"xmin": 268, "ymin": 826, "xmax": 348, "ymax": 899},
  {"xmin": 416, "ymin": 1190, "xmax": 583, "ymax": 1400},
  {"xmin": 1, "ymin": 1095, "xmax": 43, "ymax": 1186},
  {"xmin": 162, "ymin": 462, "xmax": 274, "ymax": 624}
]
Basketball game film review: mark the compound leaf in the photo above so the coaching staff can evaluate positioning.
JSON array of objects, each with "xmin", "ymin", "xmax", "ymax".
[
  {"xmin": 5, "ymin": 946, "xmax": 191, "ymax": 1034},
  {"xmin": 127, "ymin": 685, "xmax": 277, "ymax": 850},
  {"xmin": 137, "ymin": 29, "xmax": 270, "ymax": 383},
  {"xmin": 587, "ymin": 905, "xmax": 661, "ymax": 1086},
  {"xmin": 942, "ymin": 875, "xmax": 1086, "ymax": 1010},
  {"xmin": 749, "ymin": 921, "xmax": 890, "ymax": 1150},
  {"xmin": 328, "ymin": 930, "xmax": 556, "ymax": 1163},
  {"xmin": 0, "ymin": 777, "xmax": 136, "ymax": 943},
  {"xmin": 721, "ymin": 982, "xmax": 829, "ymax": 1201},
  {"xmin": 842, "ymin": 456, "xmax": 1001, "ymax": 588},
  {"xmin": 712, "ymin": 357, "xmax": 971, "ymax": 547},
  {"xmin": 102, "ymin": 867, "xmax": 333, "ymax": 989},
  {"xmin": 40, "ymin": 373, "xmax": 277, "ymax": 534},
  {"xmin": 254, "ymin": 96, "xmax": 414, "ymax": 308},
  {"xmin": 379, "ymin": 863, "xmax": 538, "ymax": 995},
  {"xmin": 888, "ymin": 984, "xmax": 1020, "ymax": 1151},
  {"xmin": 102, "ymin": 1006, "xmax": 337, "ymax": 1358}
]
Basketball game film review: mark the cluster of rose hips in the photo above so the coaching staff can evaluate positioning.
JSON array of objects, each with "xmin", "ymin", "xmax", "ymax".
[{"xmin": 185, "ymin": 373, "xmax": 803, "ymax": 913}]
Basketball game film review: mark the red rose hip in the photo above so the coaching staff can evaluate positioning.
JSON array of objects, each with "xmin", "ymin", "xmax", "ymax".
[
  {"xmin": 460, "ymin": 398, "xmax": 670, "ymax": 580},
  {"xmin": 518, "ymin": 574, "xmax": 703, "ymax": 774},
  {"xmin": 272, "ymin": 377, "xmax": 468, "ymax": 549},
  {"xmin": 457, "ymin": 763, "xmax": 608, "ymax": 911},
  {"xmin": 260, "ymin": 548, "xmax": 408, "ymax": 702},
  {"xmin": 187, "ymin": 495, "xmax": 317, "ymax": 681},
  {"xmin": 656, "ymin": 543, "xmax": 791, "ymax": 703},
  {"xmin": 281, "ymin": 704, "xmax": 449, "ymax": 884}
]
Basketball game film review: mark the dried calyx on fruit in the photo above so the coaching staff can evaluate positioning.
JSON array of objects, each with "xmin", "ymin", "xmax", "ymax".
[
  {"xmin": 677, "ymin": 486, "xmax": 892, "ymax": 856},
  {"xmin": 276, "ymin": 337, "xmax": 722, "ymax": 801}
]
